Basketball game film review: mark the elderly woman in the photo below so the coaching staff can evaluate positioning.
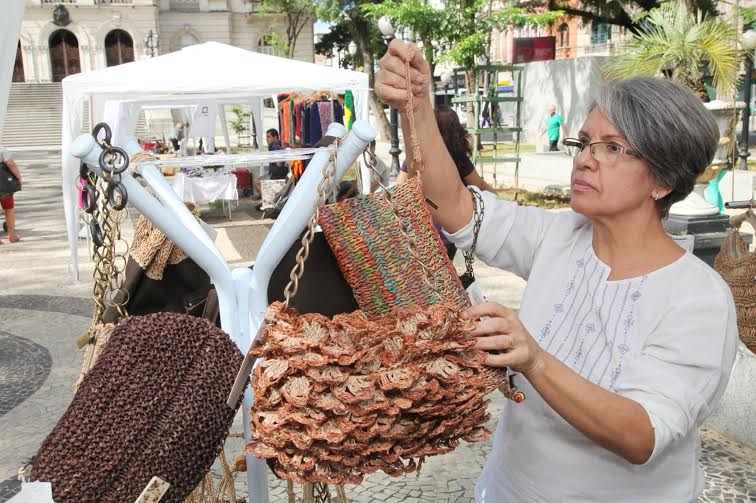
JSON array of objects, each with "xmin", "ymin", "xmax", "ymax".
[{"xmin": 375, "ymin": 40, "xmax": 738, "ymax": 501}]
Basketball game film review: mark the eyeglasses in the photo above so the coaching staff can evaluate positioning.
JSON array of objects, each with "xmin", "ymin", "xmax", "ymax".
[{"xmin": 563, "ymin": 137, "xmax": 640, "ymax": 165}]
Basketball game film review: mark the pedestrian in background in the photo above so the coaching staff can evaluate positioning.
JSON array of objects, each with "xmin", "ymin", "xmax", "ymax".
[
  {"xmin": 542, "ymin": 104, "xmax": 568, "ymax": 151},
  {"xmin": 0, "ymin": 145, "xmax": 22, "ymax": 243}
]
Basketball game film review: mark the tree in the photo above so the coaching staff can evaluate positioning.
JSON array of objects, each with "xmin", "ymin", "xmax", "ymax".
[
  {"xmin": 542, "ymin": 0, "xmax": 718, "ymax": 33},
  {"xmin": 259, "ymin": 0, "xmax": 319, "ymax": 59},
  {"xmin": 603, "ymin": 2, "xmax": 740, "ymax": 101},
  {"xmin": 319, "ymin": 0, "xmax": 392, "ymax": 140},
  {"xmin": 363, "ymin": 0, "xmax": 562, "ymax": 123},
  {"xmin": 314, "ymin": 18, "xmax": 386, "ymax": 71}
]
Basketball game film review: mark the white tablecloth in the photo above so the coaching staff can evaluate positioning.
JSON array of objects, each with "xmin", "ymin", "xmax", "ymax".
[{"xmin": 172, "ymin": 172, "xmax": 238, "ymax": 204}]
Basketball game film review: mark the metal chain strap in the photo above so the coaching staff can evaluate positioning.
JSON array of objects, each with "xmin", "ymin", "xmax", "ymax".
[
  {"xmin": 282, "ymin": 141, "xmax": 340, "ymax": 307},
  {"xmin": 463, "ymin": 187, "xmax": 485, "ymax": 280},
  {"xmin": 79, "ymin": 123, "xmax": 132, "ymax": 324}
]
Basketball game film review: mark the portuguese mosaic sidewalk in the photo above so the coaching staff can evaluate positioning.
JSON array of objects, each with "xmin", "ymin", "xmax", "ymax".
[{"xmin": 0, "ymin": 151, "xmax": 753, "ymax": 502}]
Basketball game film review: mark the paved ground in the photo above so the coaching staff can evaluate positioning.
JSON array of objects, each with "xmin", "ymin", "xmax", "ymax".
[{"xmin": 0, "ymin": 150, "xmax": 754, "ymax": 502}]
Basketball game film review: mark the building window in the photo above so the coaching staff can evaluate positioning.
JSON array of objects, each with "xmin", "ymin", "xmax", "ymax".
[
  {"xmin": 49, "ymin": 29, "xmax": 80, "ymax": 82},
  {"xmin": 559, "ymin": 23, "xmax": 569, "ymax": 47},
  {"xmin": 591, "ymin": 23, "xmax": 612, "ymax": 45},
  {"xmin": 105, "ymin": 29, "xmax": 134, "ymax": 67}
]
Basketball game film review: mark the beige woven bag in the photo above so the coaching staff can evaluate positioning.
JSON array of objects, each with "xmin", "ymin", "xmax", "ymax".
[{"xmin": 714, "ymin": 210, "xmax": 756, "ymax": 352}]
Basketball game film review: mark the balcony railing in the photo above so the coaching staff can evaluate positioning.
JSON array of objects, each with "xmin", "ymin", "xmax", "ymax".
[
  {"xmin": 41, "ymin": 0, "xmax": 76, "ymax": 4},
  {"xmin": 555, "ymin": 41, "xmax": 626, "ymax": 59},
  {"xmin": 99, "ymin": 0, "xmax": 134, "ymax": 4}
]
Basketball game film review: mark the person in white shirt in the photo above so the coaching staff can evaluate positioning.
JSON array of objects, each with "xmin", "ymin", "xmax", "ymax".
[{"xmin": 375, "ymin": 40, "xmax": 738, "ymax": 502}]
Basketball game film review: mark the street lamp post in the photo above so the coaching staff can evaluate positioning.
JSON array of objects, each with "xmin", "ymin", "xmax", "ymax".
[
  {"xmin": 378, "ymin": 16, "xmax": 402, "ymax": 176},
  {"xmin": 144, "ymin": 29, "xmax": 159, "ymax": 58},
  {"xmin": 441, "ymin": 70, "xmax": 453, "ymax": 107},
  {"xmin": 739, "ymin": 27, "xmax": 756, "ymax": 170}
]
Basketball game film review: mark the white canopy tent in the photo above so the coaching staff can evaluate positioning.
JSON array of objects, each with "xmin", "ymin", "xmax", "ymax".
[{"xmin": 62, "ymin": 41, "xmax": 370, "ymax": 280}]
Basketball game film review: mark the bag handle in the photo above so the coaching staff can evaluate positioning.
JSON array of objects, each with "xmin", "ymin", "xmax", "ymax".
[
  {"xmin": 462, "ymin": 187, "xmax": 485, "ymax": 281},
  {"xmin": 282, "ymin": 141, "xmax": 341, "ymax": 308}
]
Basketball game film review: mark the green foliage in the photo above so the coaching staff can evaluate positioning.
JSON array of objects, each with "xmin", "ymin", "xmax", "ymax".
[
  {"xmin": 258, "ymin": 0, "xmax": 319, "ymax": 58},
  {"xmin": 543, "ymin": 0, "xmax": 718, "ymax": 32},
  {"xmin": 314, "ymin": 18, "xmax": 386, "ymax": 70},
  {"xmin": 362, "ymin": 1, "xmax": 563, "ymax": 70},
  {"xmin": 743, "ymin": 7, "xmax": 756, "ymax": 25},
  {"xmin": 603, "ymin": 2, "xmax": 740, "ymax": 99},
  {"xmin": 228, "ymin": 106, "xmax": 251, "ymax": 136}
]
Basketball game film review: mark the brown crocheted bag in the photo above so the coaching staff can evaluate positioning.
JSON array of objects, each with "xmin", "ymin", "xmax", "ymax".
[
  {"xmin": 31, "ymin": 313, "xmax": 244, "ymax": 503},
  {"xmin": 714, "ymin": 221, "xmax": 756, "ymax": 352}
]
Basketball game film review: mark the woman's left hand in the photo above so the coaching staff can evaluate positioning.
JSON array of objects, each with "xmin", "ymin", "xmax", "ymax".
[{"xmin": 465, "ymin": 302, "xmax": 545, "ymax": 375}]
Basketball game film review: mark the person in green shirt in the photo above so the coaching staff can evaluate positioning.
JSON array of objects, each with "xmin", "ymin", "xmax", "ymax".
[{"xmin": 542, "ymin": 105, "xmax": 568, "ymax": 151}]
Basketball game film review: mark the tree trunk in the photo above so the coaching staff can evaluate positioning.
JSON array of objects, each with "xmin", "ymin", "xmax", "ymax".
[
  {"xmin": 353, "ymin": 22, "xmax": 391, "ymax": 140},
  {"xmin": 465, "ymin": 69, "xmax": 476, "ymax": 128}
]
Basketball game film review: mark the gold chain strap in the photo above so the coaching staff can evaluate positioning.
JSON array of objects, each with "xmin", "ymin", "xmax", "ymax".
[
  {"xmin": 83, "ymin": 143, "xmax": 131, "ymax": 325},
  {"xmin": 282, "ymin": 141, "xmax": 340, "ymax": 307}
]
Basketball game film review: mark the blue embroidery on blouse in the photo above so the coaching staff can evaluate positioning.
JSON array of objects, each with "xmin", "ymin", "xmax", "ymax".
[{"xmin": 537, "ymin": 244, "xmax": 593, "ymax": 345}]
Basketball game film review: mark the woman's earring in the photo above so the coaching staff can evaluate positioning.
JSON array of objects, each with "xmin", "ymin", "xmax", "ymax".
[{"xmin": 652, "ymin": 192, "xmax": 659, "ymax": 200}]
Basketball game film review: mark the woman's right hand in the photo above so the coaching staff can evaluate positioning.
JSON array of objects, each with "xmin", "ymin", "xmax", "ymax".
[{"xmin": 375, "ymin": 39, "xmax": 432, "ymax": 113}]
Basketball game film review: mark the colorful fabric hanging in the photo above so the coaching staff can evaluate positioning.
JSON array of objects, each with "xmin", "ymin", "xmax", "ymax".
[
  {"xmin": 334, "ymin": 101, "xmax": 344, "ymax": 125},
  {"xmin": 344, "ymin": 90, "xmax": 355, "ymax": 130},
  {"xmin": 303, "ymin": 105, "xmax": 311, "ymax": 145},
  {"xmin": 309, "ymin": 102, "xmax": 323, "ymax": 145},
  {"xmin": 295, "ymin": 101, "xmax": 304, "ymax": 142},
  {"xmin": 319, "ymin": 102, "xmax": 332, "ymax": 137}
]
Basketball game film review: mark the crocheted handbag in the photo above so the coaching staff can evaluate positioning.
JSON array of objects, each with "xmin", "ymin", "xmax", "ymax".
[
  {"xmin": 714, "ymin": 212, "xmax": 756, "ymax": 352},
  {"xmin": 31, "ymin": 312, "xmax": 244, "ymax": 503}
]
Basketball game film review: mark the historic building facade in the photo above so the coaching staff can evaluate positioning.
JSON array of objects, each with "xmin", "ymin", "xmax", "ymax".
[{"xmin": 14, "ymin": 0, "xmax": 315, "ymax": 83}]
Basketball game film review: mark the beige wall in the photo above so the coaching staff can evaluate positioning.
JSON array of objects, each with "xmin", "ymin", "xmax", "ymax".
[{"xmin": 17, "ymin": 1, "xmax": 314, "ymax": 83}]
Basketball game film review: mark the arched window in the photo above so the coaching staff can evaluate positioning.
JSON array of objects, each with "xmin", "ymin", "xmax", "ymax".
[
  {"xmin": 257, "ymin": 35, "xmax": 277, "ymax": 56},
  {"xmin": 177, "ymin": 32, "xmax": 199, "ymax": 50},
  {"xmin": 105, "ymin": 29, "xmax": 134, "ymax": 67},
  {"xmin": 49, "ymin": 29, "xmax": 80, "ymax": 82},
  {"xmin": 559, "ymin": 23, "xmax": 569, "ymax": 48},
  {"xmin": 13, "ymin": 41, "xmax": 24, "ymax": 82}
]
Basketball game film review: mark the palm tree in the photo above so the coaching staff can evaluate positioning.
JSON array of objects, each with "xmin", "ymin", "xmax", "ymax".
[{"xmin": 603, "ymin": 1, "xmax": 740, "ymax": 101}]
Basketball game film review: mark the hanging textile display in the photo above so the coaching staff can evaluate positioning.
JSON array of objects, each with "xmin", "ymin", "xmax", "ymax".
[
  {"xmin": 344, "ymin": 90, "xmax": 355, "ymax": 131},
  {"xmin": 278, "ymin": 93, "xmax": 346, "ymax": 146},
  {"xmin": 246, "ymin": 63, "xmax": 511, "ymax": 485}
]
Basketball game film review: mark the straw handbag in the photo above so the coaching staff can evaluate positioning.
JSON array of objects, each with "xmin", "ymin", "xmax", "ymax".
[{"xmin": 714, "ymin": 210, "xmax": 756, "ymax": 352}]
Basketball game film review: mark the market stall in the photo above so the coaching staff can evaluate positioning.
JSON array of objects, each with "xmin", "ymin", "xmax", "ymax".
[{"xmin": 61, "ymin": 41, "xmax": 370, "ymax": 280}]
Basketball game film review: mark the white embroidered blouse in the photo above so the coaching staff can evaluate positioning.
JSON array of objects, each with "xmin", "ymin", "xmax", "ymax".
[{"xmin": 445, "ymin": 189, "xmax": 739, "ymax": 502}]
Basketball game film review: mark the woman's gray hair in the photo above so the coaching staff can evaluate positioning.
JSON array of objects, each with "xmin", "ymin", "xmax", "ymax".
[{"xmin": 593, "ymin": 76, "xmax": 719, "ymax": 217}]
